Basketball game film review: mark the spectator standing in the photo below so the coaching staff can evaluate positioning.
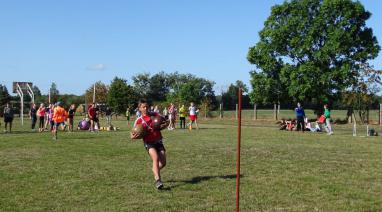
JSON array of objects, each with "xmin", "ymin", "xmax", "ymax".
[
  {"xmin": 30, "ymin": 104, "xmax": 37, "ymax": 131},
  {"xmin": 295, "ymin": 102, "xmax": 305, "ymax": 132},
  {"xmin": 37, "ymin": 103, "xmax": 46, "ymax": 133},
  {"xmin": 179, "ymin": 104, "xmax": 186, "ymax": 129},
  {"xmin": 324, "ymin": 104, "xmax": 334, "ymax": 135},
  {"xmin": 105, "ymin": 107, "xmax": 112, "ymax": 127},
  {"xmin": 3, "ymin": 103, "xmax": 14, "ymax": 133},
  {"xmin": 68, "ymin": 104, "xmax": 76, "ymax": 132}
]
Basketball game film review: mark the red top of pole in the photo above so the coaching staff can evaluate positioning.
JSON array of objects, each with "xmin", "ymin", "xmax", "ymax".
[{"xmin": 236, "ymin": 88, "xmax": 242, "ymax": 212}]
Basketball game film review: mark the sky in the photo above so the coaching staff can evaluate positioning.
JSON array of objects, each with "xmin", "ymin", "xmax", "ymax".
[{"xmin": 1, "ymin": 0, "xmax": 381, "ymax": 96}]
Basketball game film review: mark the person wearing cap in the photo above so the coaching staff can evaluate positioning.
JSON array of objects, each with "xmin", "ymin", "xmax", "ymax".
[
  {"xmin": 52, "ymin": 102, "xmax": 68, "ymax": 140},
  {"xmin": 323, "ymin": 104, "xmax": 333, "ymax": 135}
]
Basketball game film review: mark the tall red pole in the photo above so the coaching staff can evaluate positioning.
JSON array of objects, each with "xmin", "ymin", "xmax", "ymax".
[{"xmin": 236, "ymin": 88, "xmax": 242, "ymax": 212}]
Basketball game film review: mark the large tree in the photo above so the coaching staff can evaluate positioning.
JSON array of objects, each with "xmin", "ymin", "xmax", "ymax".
[
  {"xmin": 0, "ymin": 84, "xmax": 11, "ymax": 108},
  {"xmin": 107, "ymin": 77, "xmax": 138, "ymax": 114},
  {"xmin": 222, "ymin": 81, "xmax": 251, "ymax": 110},
  {"xmin": 247, "ymin": 0, "xmax": 380, "ymax": 107},
  {"xmin": 85, "ymin": 81, "xmax": 108, "ymax": 104},
  {"xmin": 49, "ymin": 82, "xmax": 60, "ymax": 103}
]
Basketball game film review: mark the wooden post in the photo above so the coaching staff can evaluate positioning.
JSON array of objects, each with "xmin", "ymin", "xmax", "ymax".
[
  {"xmin": 93, "ymin": 83, "xmax": 96, "ymax": 103},
  {"xmin": 236, "ymin": 88, "xmax": 242, "ymax": 212},
  {"xmin": 236, "ymin": 104, "xmax": 238, "ymax": 120},
  {"xmin": 253, "ymin": 104, "xmax": 257, "ymax": 120},
  {"xmin": 220, "ymin": 103, "xmax": 223, "ymax": 119},
  {"xmin": 380, "ymin": 104, "xmax": 382, "ymax": 125},
  {"xmin": 204, "ymin": 104, "xmax": 207, "ymax": 119}
]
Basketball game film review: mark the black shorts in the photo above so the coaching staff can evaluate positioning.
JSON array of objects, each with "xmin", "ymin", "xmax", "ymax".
[
  {"xmin": 4, "ymin": 117, "xmax": 13, "ymax": 123},
  {"xmin": 144, "ymin": 140, "xmax": 165, "ymax": 152},
  {"xmin": 91, "ymin": 117, "xmax": 99, "ymax": 122}
]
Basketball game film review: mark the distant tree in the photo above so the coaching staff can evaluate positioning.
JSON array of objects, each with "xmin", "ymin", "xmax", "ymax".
[
  {"xmin": 222, "ymin": 81, "xmax": 250, "ymax": 110},
  {"xmin": 132, "ymin": 73, "xmax": 150, "ymax": 98},
  {"xmin": 247, "ymin": 0, "xmax": 380, "ymax": 108},
  {"xmin": 177, "ymin": 78, "xmax": 216, "ymax": 106},
  {"xmin": 0, "ymin": 84, "xmax": 11, "ymax": 108},
  {"xmin": 50, "ymin": 82, "xmax": 60, "ymax": 103},
  {"xmin": 85, "ymin": 81, "xmax": 108, "ymax": 104},
  {"xmin": 58, "ymin": 94, "xmax": 84, "ymax": 110},
  {"xmin": 32, "ymin": 85, "xmax": 44, "ymax": 103},
  {"xmin": 148, "ymin": 72, "xmax": 170, "ymax": 102},
  {"xmin": 107, "ymin": 77, "xmax": 138, "ymax": 114},
  {"xmin": 342, "ymin": 63, "xmax": 382, "ymax": 123}
]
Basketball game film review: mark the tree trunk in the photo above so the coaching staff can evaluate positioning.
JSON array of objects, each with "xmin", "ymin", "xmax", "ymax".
[
  {"xmin": 347, "ymin": 108, "xmax": 353, "ymax": 123},
  {"xmin": 273, "ymin": 103, "xmax": 277, "ymax": 120}
]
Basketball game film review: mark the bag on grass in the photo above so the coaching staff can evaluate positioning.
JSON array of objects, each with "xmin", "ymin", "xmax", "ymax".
[{"xmin": 318, "ymin": 115, "xmax": 326, "ymax": 124}]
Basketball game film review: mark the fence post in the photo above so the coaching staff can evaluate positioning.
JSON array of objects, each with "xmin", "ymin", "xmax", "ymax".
[
  {"xmin": 253, "ymin": 104, "xmax": 257, "ymax": 120},
  {"xmin": 220, "ymin": 103, "xmax": 223, "ymax": 119},
  {"xmin": 236, "ymin": 104, "xmax": 238, "ymax": 120},
  {"xmin": 380, "ymin": 104, "xmax": 382, "ymax": 125},
  {"xmin": 204, "ymin": 104, "xmax": 207, "ymax": 119}
]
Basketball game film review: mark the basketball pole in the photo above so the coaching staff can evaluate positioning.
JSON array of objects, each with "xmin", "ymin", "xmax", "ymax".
[
  {"xmin": 93, "ymin": 83, "xmax": 96, "ymax": 103},
  {"xmin": 16, "ymin": 83, "xmax": 24, "ymax": 126},
  {"xmin": 236, "ymin": 88, "xmax": 242, "ymax": 212}
]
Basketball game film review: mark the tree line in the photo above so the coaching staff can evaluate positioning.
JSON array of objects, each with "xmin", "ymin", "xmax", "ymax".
[{"xmin": 0, "ymin": 72, "xmax": 252, "ymax": 116}]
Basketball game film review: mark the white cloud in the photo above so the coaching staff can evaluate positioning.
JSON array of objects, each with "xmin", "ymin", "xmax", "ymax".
[{"xmin": 88, "ymin": 64, "xmax": 107, "ymax": 71}]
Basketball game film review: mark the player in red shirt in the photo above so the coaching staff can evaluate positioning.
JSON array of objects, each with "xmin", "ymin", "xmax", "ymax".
[
  {"xmin": 88, "ymin": 103, "xmax": 99, "ymax": 132},
  {"xmin": 131, "ymin": 99, "xmax": 168, "ymax": 189}
]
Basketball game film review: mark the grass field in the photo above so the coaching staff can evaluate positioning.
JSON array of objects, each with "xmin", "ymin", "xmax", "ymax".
[{"xmin": 1, "ymin": 116, "xmax": 382, "ymax": 211}]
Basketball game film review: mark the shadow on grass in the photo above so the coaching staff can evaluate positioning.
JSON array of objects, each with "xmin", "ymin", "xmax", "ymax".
[
  {"xmin": 1, "ymin": 130, "xmax": 40, "ymax": 135},
  {"xmin": 164, "ymin": 174, "xmax": 243, "ymax": 190}
]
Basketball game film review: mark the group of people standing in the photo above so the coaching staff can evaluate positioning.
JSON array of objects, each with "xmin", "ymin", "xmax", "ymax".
[
  {"xmin": 29, "ymin": 103, "xmax": 76, "ymax": 134},
  {"xmin": 292, "ymin": 102, "xmax": 334, "ymax": 135},
  {"xmin": 2, "ymin": 101, "xmax": 106, "ymax": 139},
  {"xmin": 131, "ymin": 102, "xmax": 200, "ymax": 131}
]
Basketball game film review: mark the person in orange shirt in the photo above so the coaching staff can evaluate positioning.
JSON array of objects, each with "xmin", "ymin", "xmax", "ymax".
[
  {"xmin": 52, "ymin": 102, "xmax": 68, "ymax": 140},
  {"xmin": 37, "ymin": 103, "xmax": 46, "ymax": 133}
]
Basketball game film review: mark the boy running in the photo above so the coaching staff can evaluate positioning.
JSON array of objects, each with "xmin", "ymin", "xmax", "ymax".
[
  {"xmin": 130, "ymin": 99, "xmax": 168, "ymax": 190},
  {"xmin": 52, "ymin": 102, "xmax": 68, "ymax": 140}
]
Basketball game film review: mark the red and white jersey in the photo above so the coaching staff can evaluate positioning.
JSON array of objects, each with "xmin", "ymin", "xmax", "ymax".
[
  {"xmin": 189, "ymin": 106, "xmax": 197, "ymax": 116},
  {"xmin": 134, "ymin": 112, "xmax": 162, "ymax": 143}
]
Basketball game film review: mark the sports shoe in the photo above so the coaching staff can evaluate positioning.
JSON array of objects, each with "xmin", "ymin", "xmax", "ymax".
[{"xmin": 155, "ymin": 180, "xmax": 163, "ymax": 190}]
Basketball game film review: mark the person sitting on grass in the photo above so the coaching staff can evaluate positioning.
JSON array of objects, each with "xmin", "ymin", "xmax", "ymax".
[
  {"xmin": 279, "ymin": 119, "xmax": 288, "ymax": 130},
  {"xmin": 77, "ymin": 117, "xmax": 90, "ymax": 130},
  {"xmin": 305, "ymin": 117, "xmax": 322, "ymax": 132},
  {"xmin": 286, "ymin": 119, "xmax": 296, "ymax": 131}
]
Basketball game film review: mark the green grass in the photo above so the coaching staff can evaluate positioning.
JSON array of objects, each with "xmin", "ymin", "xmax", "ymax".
[{"xmin": 1, "ymin": 117, "xmax": 382, "ymax": 211}]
